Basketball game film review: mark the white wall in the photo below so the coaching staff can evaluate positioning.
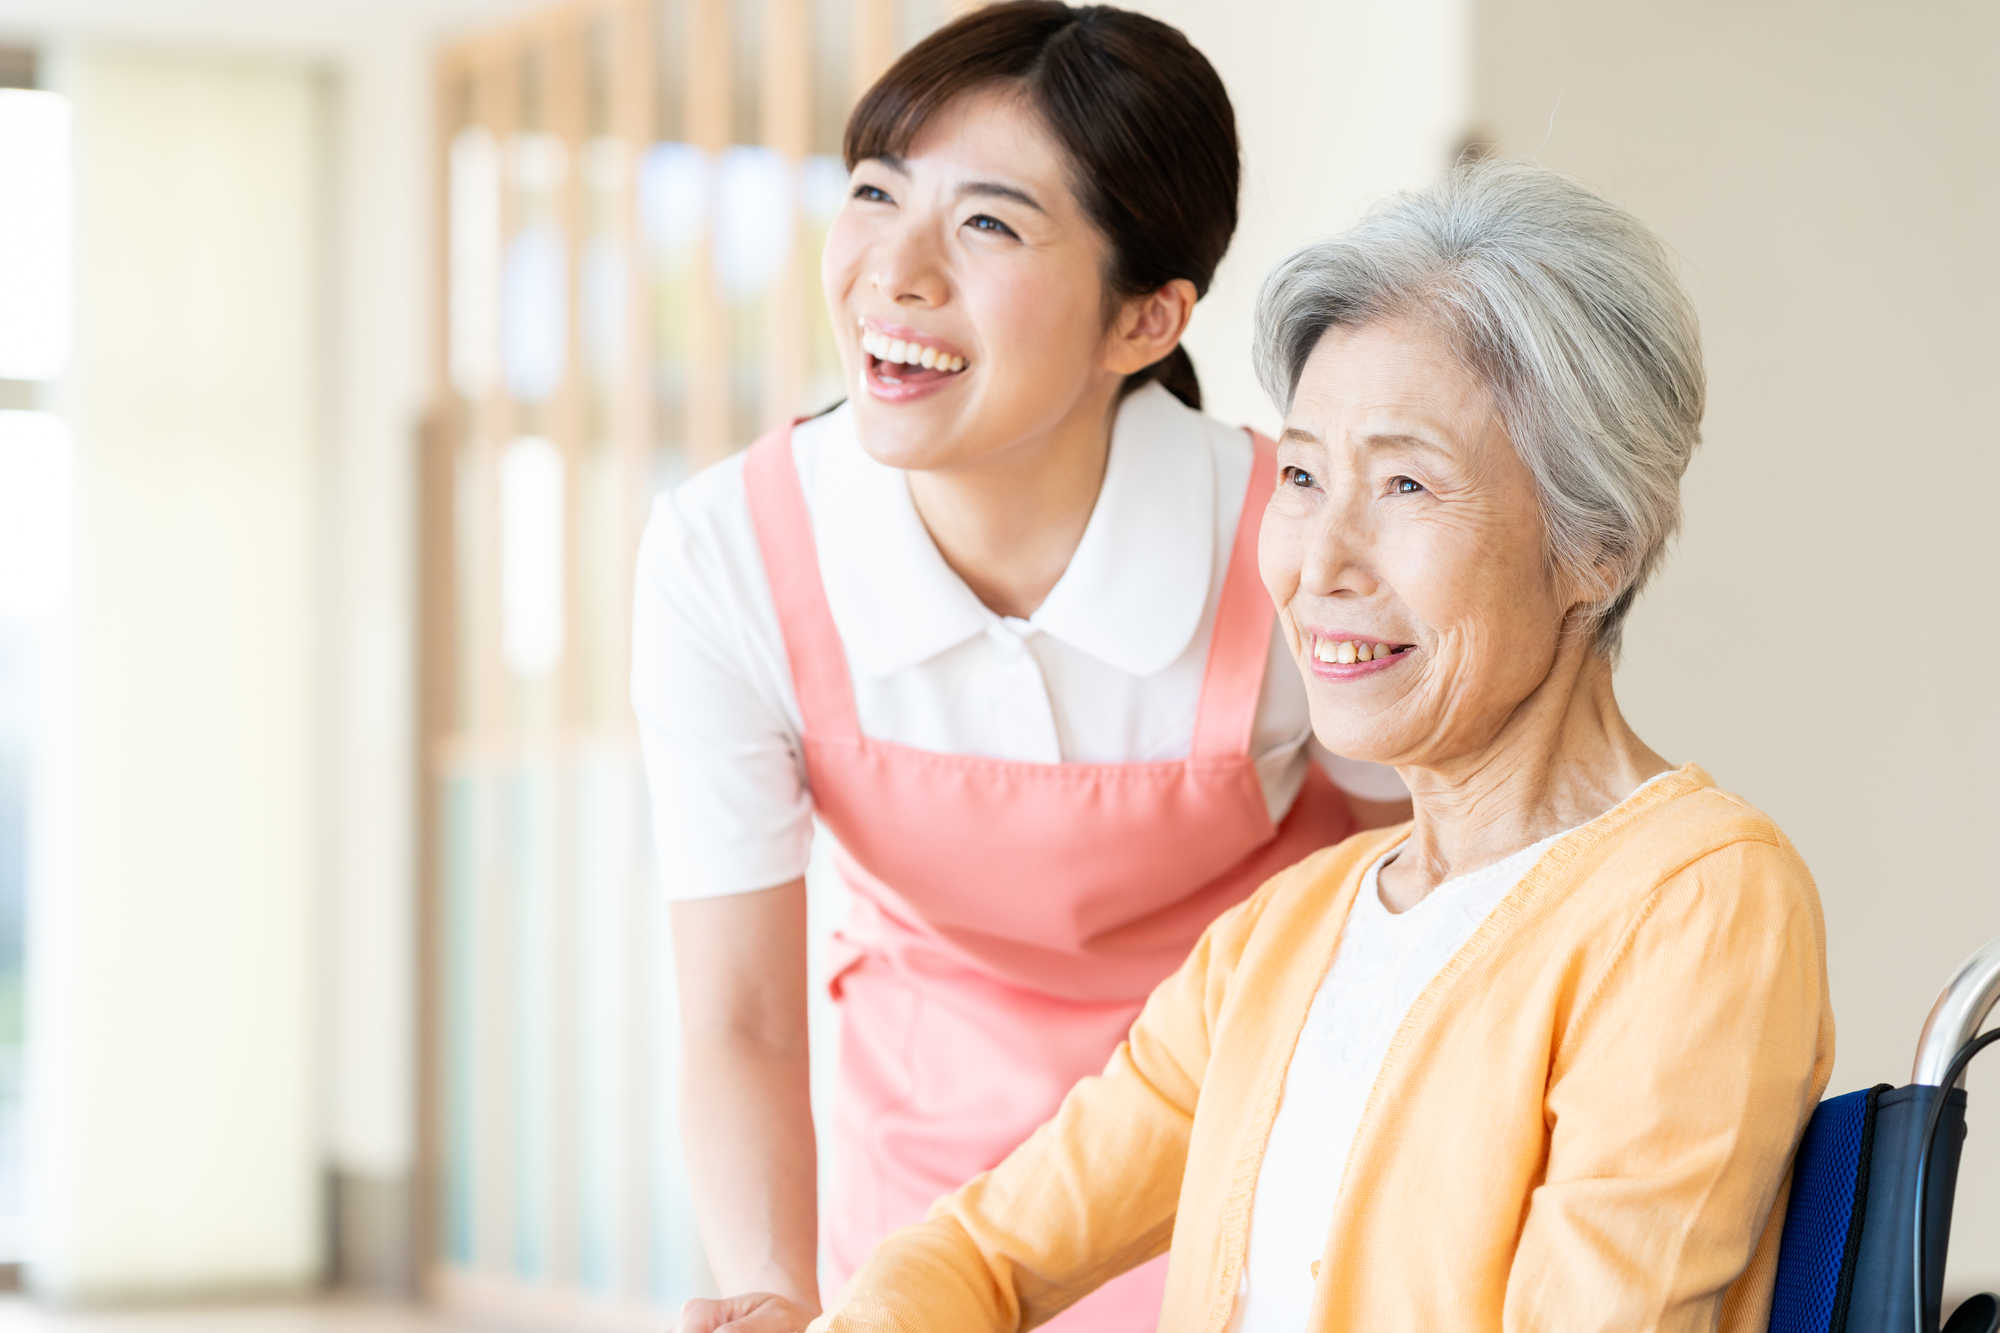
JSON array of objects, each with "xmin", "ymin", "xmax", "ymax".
[
  {"xmin": 1131, "ymin": 0, "xmax": 1470, "ymax": 434},
  {"xmin": 0, "ymin": 0, "xmax": 516, "ymax": 1248},
  {"xmin": 1472, "ymin": 0, "xmax": 2000, "ymax": 1294},
  {"xmin": 323, "ymin": 31, "xmax": 429, "ymax": 1194},
  {"xmin": 28, "ymin": 46, "xmax": 327, "ymax": 1301}
]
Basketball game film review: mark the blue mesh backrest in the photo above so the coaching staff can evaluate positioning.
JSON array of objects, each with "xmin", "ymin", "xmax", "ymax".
[{"xmin": 1770, "ymin": 1088, "xmax": 1875, "ymax": 1333}]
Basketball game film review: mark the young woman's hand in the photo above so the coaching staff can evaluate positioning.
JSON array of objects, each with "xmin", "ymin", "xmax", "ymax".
[{"xmin": 678, "ymin": 1292, "xmax": 819, "ymax": 1333}]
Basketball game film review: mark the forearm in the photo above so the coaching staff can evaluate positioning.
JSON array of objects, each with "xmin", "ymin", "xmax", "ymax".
[
  {"xmin": 679, "ymin": 1026, "xmax": 821, "ymax": 1306},
  {"xmin": 671, "ymin": 881, "xmax": 821, "ymax": 1311}
]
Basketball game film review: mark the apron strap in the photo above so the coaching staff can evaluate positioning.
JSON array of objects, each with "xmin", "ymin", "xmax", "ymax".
[
  {"xmin": 1190, "ymin": 430, "xmax": 1281, "ymax": 760},
  {"xmin": 743, "ymin": 422, "xmax": 863, "ymax": 742}
]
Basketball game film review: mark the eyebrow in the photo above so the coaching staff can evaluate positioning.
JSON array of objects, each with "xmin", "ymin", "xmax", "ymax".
[
  {"xmin": 863, "ymin": 154, "xmax": 1048, "ymax": 214},
  {"xmin": 955, "ymin": 180, "xmax": 1047, "ymax": 214},
  {"xmin": 1278, "ymin": 426, "xmax": 1453, "ymax": 457},
  {"xmin": 1360, "ymin": 431, "xmax": 1453, "ymax": 458}
]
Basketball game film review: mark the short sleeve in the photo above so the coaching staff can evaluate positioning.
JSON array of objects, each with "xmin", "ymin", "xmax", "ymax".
[{"xmin": 631, "ymin": 466, "xmax": 816, "ymax": 898}]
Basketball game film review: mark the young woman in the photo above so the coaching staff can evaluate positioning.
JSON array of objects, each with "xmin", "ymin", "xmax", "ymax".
[{"xmin": 633, "ymin": 6, "xmax": 1409, "ymax": 1331}]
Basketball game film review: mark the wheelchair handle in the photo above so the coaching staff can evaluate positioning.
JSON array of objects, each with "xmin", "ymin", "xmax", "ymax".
[{"xmin": 1914, "ymin": 935, "xmax": 2000, "ymax": 1089}]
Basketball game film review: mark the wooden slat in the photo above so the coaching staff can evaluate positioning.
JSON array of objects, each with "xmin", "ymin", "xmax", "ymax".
[
  {"xmin": 853, "ymin": 0, "xmax": 896, "ymax": 96},
  {"xmin": 469, "ymin": 38, "xmax": 517, "ymax": 1278},
  {"xmin": 609, "ymin": 0, "xmax": 655, "ymax": 1295},
  {"xmin": 612, "ymin": 0, "xmax": 653, "ymax": 743},
  {"xmin": 763, "ymin": 0, "xmax": 810, "ymax": 427},
  {"xmin": 422, "ymin": 45, "xmax": 472, "ymax": 1294},
  {"xmin": 685, "ymin": 0, "xmax": 730, "ymax": 468}
]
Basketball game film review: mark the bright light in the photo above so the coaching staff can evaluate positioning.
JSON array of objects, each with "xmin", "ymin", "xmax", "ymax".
[
  {"xmin": 501, "ymin": 223, "xmax": 567, "ymax": 403},
  {"xmin": 714, "ymin": 146, "xmax": 794, "ymax": 299},
  {"xmin": 0, "ymin": 412, "xmax": 72, "ymax": 620},
  {"xmin": 640, "ymin": 142, "xmax": 709, "ymax": 257},
  {"xmin": 498, "ymin": 436, "xmax": 564, "ymax": 679},
  {"xmin": 0, "ymin": 90, "xmax": 71, "ymax": 382}
]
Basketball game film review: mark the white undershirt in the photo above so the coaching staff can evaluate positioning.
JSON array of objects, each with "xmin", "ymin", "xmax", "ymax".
[
  {"xmin": 1229, "ymin": 774, "xmax": 1672, "ymax": 1332},
  {"xmin": 1228, "ymin": 833, "xmax": 1564, "ymax": 1332},
  {"xmin": 631, "ymin": 385, "xmax": 1406, "ymax": 900}
]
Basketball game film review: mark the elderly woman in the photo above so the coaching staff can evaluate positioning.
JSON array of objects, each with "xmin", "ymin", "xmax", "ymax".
[{"xmin": 798, "ymin": 160, "xmax": 1836, "ymax": 1333}]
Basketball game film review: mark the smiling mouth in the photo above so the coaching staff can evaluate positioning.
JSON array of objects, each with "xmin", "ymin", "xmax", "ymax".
[
  {"xmin": 860, "ymin": 324, "xmax": 970, "ymax": 384},
  {"xmin": 1310, "ymin": 635, "xmax": 1415, "ymax": 665}
]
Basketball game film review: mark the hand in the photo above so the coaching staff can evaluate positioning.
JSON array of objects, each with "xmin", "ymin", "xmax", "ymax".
[{"xmin": 678, "ymin": 1292, "xmax": 820, "ymax": 1333}]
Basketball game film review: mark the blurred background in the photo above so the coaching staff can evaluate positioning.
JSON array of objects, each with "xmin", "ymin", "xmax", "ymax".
[{"xmin": 0, "ymin": 0, "xmax": 1992, "ymax": 1326}]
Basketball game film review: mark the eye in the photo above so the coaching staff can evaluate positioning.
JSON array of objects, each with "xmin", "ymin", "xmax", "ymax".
[
  {"xmin": 852, "ymin": 184, "xmax": 893, "ymax": 204},
  {"xmin": 1283, "ymin": 465, "xmax": 1319, "ymax": 489},
  {"xmin": 966, "ymin": 213, "xmax": 1019, "ymax": 238},
  {"xmin": 1392, "ymin": 476, "xmax": 1425, "ymax": 495}
]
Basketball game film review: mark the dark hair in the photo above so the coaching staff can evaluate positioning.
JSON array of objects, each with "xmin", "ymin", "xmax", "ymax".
[{"xmin": 843, "ymin": 1, "xmax": 1239, "ymax": 410}]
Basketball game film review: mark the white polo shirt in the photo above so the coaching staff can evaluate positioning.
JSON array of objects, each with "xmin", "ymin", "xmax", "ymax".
[{"xmin": 631, "ymin": 383, "xmax": 1407, "ymax": 900}]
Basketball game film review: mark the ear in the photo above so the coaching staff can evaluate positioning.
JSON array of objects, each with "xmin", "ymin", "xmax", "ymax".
[
  {"xmin": 1563, "ymin": 553, "xmax": 1625, "ymax": 618},
  {"xmin": 1103, "ymin": 278, "xmax": 1198, "ymax": 377}
]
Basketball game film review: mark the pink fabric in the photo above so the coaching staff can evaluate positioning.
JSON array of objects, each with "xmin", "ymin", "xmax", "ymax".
[{"xmin": 742, "ymin": 422, "xmax": 1356, "ymax": 1330}]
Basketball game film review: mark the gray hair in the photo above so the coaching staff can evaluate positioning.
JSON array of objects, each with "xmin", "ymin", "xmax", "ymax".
[{"xmin": 1254, "ymin": 158, "xmax": 1704, "ymax": 657}]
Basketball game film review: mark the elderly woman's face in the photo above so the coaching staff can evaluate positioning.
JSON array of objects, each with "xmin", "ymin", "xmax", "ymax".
[{"xmin": 1261, "ymin": 319, "xmax": 1575, "ymax": 768}]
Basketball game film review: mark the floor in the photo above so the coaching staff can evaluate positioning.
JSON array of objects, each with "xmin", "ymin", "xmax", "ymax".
[{"xmin": 0, "ymin": 1300, "xmax": 471, "ymax": 1332}]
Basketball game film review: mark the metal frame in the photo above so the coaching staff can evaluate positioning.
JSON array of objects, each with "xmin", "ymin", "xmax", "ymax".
[{"xmin": 1914, "ymin": 936, "xmax": 2000, "ymax": 1088}]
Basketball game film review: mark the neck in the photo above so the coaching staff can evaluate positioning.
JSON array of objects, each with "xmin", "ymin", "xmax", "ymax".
[
  {"xmin": 1379, "ymin": 634, "xmax": 1670, "ymax": 912},
  {"xmin": 905, "ymin": 381, "xmax": 1124, "ymax": 620}
]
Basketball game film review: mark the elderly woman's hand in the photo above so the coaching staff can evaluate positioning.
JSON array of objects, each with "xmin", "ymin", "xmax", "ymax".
[{"xmin": 678, "ymin": 1292, "xmax": 818, "ymax": 1333}]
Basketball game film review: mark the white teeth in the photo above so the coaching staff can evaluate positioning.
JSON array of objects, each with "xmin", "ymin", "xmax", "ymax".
[
  {"xmin": 1354, "ymin": 643, "xmax": 1373, "ymax": 662},
  {"xmin": 859, "ymin": 328, "xmax": 966, "ymax": 373},
  {"xmin": 1374, "ymin": 643, "xmax": 1391, "ymax": 659},
  {"xmin": 1337, "ymin": 641, "xmax": 1358, "ymax": 664}
]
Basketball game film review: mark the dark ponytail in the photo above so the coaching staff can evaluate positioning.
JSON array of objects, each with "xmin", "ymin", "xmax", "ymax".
[
  {"xmin": 844, "ymin": 2, "xmax": 1239, "ymax": 411},
  {"xmin": 1145, "ymin": 346, "xmax": 1203, "ymax": 411}
]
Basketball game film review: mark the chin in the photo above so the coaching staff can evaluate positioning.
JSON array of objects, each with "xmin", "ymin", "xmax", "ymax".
[
  {"xmin": 1307, "ymin": 714, "xmax": 1400, "ymax": 769},
  {"xmin": 849, "ymin": 401, "xmax": 946, "ymax": 468}
]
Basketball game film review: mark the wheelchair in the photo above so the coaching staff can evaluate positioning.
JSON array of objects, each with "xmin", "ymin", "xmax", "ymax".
[{"xmin": 1769, "ymin": 935, "xmax": 2000, "ymax": 1333}]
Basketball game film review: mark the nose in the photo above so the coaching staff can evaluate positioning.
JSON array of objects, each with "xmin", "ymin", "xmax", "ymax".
[
  {"xmin": 869, "ymin": 217, "xmax": 949, "ymax": 309},
  {"xmin": 1298, "ymin": 480, "xmax": 1379, "ymax": 601}
]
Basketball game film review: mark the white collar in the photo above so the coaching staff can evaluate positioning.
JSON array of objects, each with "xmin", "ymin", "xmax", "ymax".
[{"xmin": 809, "ymin": 383, "xmax": 1220, "ymax": 679}]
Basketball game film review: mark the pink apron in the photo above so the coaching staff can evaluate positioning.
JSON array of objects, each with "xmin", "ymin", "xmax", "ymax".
[{"xmin": 743, "ymin": 421, "xmax": 1357, "ymax": 1329}]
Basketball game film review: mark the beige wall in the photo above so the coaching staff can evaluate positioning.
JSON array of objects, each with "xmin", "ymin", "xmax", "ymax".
[
  {"xmin": 1473, "ymin": 0, "xmax": 2000, "ymax": 1293},
  {"xmin": 1130, "ymin": 0, "xmax": 1470, "ymax": 436},
  {"xmin": 30, "ymin": 46, "xmax": 326, "ymax": 1300}
]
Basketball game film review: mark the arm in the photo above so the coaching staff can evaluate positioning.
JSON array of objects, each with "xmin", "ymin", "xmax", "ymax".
[
  {"xmin": 631, "ymin": 488, "xmax": 823, "ymax": 1330},
  {"xmin": 671, "ymin": 881, "xmax": 821, "ymax": 1324},
  {"xmin": 811, "ymin": 881, "xmax": 1272, "ymax": 1333},
  {"xmin": 1504, "ymin": 837, "xmax": 1836, "ymax": 1333}
]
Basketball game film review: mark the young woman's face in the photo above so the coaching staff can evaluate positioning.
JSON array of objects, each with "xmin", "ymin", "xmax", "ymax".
[{"xmin": 823, "ymin": 86, "xmax": 1127, "ymax": 472}]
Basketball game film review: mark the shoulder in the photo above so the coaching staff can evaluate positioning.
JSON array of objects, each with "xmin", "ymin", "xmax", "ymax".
[
  {"xmin": 1554, "ymin": 769, "xmax": 1826, "ymax": 1004},
  {"xmin": 1215, "ymin": 826, "xmax": 1410, "ymax": 967},
  {"xmin": 1609, "ymin": 772, "xmax": 1815, "ymax": 910},
  {"xmin": 638, "ymin": 409, "xmax": 850, "ymax": 580},
  {"xmin": 1548, "ymin": 767, "xmax": 1809, "ymax": 904}
]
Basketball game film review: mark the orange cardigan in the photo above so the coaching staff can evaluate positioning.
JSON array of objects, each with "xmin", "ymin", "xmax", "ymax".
[{"xmin": 810, "ymin": 765, "xmax": 1835, "ymax": 1333}]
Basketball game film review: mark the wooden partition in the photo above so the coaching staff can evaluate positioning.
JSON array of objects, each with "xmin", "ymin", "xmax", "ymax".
[{"xmin": 419, "ymin": 0, "xmax": 960, "ymax": 1322}]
